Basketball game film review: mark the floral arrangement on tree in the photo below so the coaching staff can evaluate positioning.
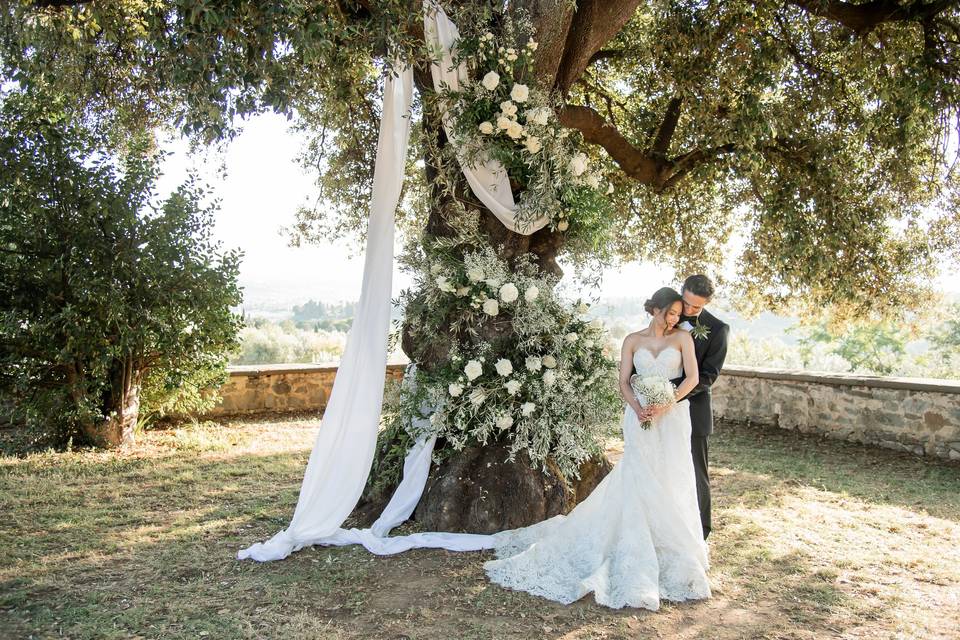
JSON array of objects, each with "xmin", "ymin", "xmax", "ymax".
[
  {"xmin": 439, "ymin": 28, "xmax": 615, "ymax": 235},
  {"xmin": 372, "ymin": 16, "xmax": 625, "ymax": 489},
  {"xmin": 385, "ymin": 242, "xmax": 622, "ymax": 480}
]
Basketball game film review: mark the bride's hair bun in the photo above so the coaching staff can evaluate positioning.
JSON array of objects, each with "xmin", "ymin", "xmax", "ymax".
[{"xmin": 644, "ymin": 287, "xmax": 682, "ymax": 315}]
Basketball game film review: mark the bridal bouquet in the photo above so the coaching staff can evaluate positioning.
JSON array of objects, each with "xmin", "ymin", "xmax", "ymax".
[{"xmin": 629, "ymin": 374, "xmax": 676, "ymax": 430}]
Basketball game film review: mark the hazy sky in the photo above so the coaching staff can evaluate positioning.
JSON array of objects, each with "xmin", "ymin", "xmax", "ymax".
[{"xmin": 155, "ymin": 112, "xmax": 957, "ymax": 308}]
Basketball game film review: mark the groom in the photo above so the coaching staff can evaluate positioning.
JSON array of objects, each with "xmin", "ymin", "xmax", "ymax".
[{"xmin": 672, "ymin": 275, "xmax": 729, "ymax": 540}]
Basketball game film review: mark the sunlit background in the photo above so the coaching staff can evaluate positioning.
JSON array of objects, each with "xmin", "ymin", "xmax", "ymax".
[{"xmin": 155, "ymin": 112, "xmax": 960, "ymax": 377}]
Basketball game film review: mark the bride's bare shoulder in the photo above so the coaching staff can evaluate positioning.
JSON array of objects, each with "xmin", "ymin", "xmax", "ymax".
[
  {"xmin": 622, "ymin": 330, "xmax": 647, "ymax": 345},
  {"xmin": 670, "ymin": 329, "xmax": 695, "ymax": 349}
]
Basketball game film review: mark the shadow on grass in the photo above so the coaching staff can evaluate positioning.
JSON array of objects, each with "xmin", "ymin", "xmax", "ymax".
[{"xmin": 712, "ymin": 420, "xmax": 960, "ymax": 522}]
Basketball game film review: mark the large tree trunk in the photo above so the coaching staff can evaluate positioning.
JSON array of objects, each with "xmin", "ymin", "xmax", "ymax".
[
  {"xmin": 80, "ymin": 358, "xmax": 140, "ymax": 448},
  {"xmin": 367, "ymin": 64, "xmax": 612, "ymax": 533},
  {"xmin": 414, "ymin": 442, "xmax": 611, "ymax": 534}
]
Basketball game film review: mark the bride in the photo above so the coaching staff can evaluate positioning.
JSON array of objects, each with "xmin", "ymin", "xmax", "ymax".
[{"xmin": 484, "ymin": 286, "xmax": 711, "ymax": 610}]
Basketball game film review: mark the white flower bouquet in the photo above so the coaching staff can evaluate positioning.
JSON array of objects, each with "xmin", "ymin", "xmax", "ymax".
[{"xmin": 629, "ymin": 374, "xmax": 676, "ymax": 429}]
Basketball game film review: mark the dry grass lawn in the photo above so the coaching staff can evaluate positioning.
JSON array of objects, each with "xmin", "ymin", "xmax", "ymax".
[{"xmin": 1, "ymin": 416, "xmax": 958, "ymax": 639}]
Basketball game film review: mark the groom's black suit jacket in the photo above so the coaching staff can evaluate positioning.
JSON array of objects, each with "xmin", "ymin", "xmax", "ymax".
[{"xmin": 671, "ymin": 309, "xmax": 729, "ymax": 437}]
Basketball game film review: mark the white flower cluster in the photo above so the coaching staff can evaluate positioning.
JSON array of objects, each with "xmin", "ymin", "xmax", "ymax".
[
  {"xmin": 442, "ymin": 27, "xmax": 614, "ymax": 234},
  {"xmin": 397, "ymin": 247, "xmax": 621, "ymax": 479},
  {"xmin": 426, "ymin": 247, "xmax": 549, "ymax": 324}
]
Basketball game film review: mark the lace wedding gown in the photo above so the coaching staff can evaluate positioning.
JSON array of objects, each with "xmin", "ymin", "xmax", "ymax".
[{"xmin": 484, "ymin": 347, "xmax": 711, "ymax": 610}]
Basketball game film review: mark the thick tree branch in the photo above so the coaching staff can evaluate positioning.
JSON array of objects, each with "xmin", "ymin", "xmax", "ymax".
[
  {"xmin": 587, "ymin": 48, "xmax": 629, "ymax": 65},
  {"xmin": 651, "ymin": 97, "xmax": 683, "ymax": 157},
  {"xmin": 557, "ymin": 104, "xmax": 661, "ymax": 184},
  {"xmin": 558, "ymin": 103, "xmax": 736, "ymax": 192},
  {"xmin": 553, "ymin": 0, "xmax": 644, "ymax": 94},
  {"xmin": 525, "ymin": 0, "xmax": 576, "ymax": 86},
  {"xmin": 787, "ymin": 0, "xmax": 957, "ymax": 33}
]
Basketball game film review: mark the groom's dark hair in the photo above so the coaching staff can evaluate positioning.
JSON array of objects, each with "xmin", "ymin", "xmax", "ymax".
[{"xmin": 682, "ymin": 274, "xmax": 714, "ymax": 299}]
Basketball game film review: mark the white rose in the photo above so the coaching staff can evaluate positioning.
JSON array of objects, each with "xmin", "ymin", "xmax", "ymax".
[
  {"xmin": 499, "ymin": 100, "xmax": 518, "ymax": 118},
  {"xmin": 525, "ymin": 356, "xmax": 542, "ymax": 372},
  {"xmin": 430, "ymin": 263, "xmax": 442, "ymax": 274},
  {"xmin": 589, "ymin": 318, "xmax": 604, "ymax": 330},
  {"xmin": 481, "ymin": 71, "xmax": 500, "ymax": 91},
  {"xmin": 499, "ymin": 282, "xmax": 519, "ymax": 303},
  {"xmin": 482, "ymin": 298, "xmax": 500, "ymax": 316},
  {"xmin": 524, "ymin": 136, "xmax": 542, "ymax": 154},
  {"xmin": 496, "ymin": 414, "xmax": 514, "ymax": 430},
  {"xmin": 466, "ymin": 267, "xmax": 484, "ymax": 282},
  {"xmin": 448, "ymin": 383, "xmax": 464, "ymax": 397},
  {"xmin": 506, "ymin": 52, "xmax": 518, "ymax": 61},
  {"xmin": 584, "ymin": 339, "xmax": 594, "ymax": 348},
  {"xmin": 483, "ymin": 32, "xmax": 494, "ymax": 41},
  {"xmin": 435, "ymin": 275, "xmax": 455, "ymax": 293},
  {"xmin": 527, "ymin": 107, "xmax": 550, "ymax": 126},
  {"xmin": 542, "ymin": 355, "xmax": 557, "ymax": 368},
  {"xmin": 524, "ymin": 285, "xmax": 540, "ymax": 302},
  {"xmin": 478, "ymin": 121, "xmax": 494, "ymax": 135},
  {"xmin": 586, "ymin": 173, "xmax": 601, "ymax": 189},
  {"xmin": 526, "ymin": 38, "xmax": 538, "ymax": 51},
  {"xmin": 510, "ymin": 83, "xmax": 529, "ymax": 103},
  {"xmin": 607, "ymin": 183, "xmax": 615, "ymax": 194},
  {"xmin": 496, "ymin": 115, "xmax": 513, "ymax": 131},
  {"xmin": 568, "ymin": 152, "xmax": 589, "ymax": 176},
  {"xmin": 495, "ymin": 358, "xmax": 513, "ymax": 376},
  {"xmin": 543, "ymin": 369, "xmax": 557, "ymax": 387},
  {"xmin": 557, "ymin": 219, "xmax": 569, "ymax": 231},
  {"xmin": 565, "ymin": 332, "xmax": 578, "ymax": 343},
  {"xmin": 577, "ymin": 302, "xmax": 590, "ymax": 315},
  {"xmin": 464, "ymin": 359, "xmax": 483, "ymax": 381},
  {"xmin": 504, "ymin": 379, "xmax": 521, "ymax": 395},
  {"xmin": 506, "ymin": 121, "xmax": 524, "ymax": 139},
  {"xmin": 521, "ymin": 402, "xmax": 536, "ymax": 416},
  {"xmin": 456, "ymin": 286, "xmax": 470, "ymax": 297},
  {"xmin": 469, "ymin": 388, "xmax": 487, "ymax": 406}
]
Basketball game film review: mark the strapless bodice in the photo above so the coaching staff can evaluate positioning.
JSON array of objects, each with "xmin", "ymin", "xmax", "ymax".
[{"xmin": 633, "ymin": 347, "xmax": 683, "ymax": 379}]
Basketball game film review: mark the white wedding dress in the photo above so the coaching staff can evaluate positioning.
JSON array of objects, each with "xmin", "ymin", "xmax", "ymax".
[{"xmin": 484, "ymin": 347, "xmax": 711, "ymax": 610}]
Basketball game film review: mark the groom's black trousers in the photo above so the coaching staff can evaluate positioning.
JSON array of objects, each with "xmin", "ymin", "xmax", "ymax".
[{"xmin": 690, "ymin": 435, "xmax": 711, "ymax": 540}]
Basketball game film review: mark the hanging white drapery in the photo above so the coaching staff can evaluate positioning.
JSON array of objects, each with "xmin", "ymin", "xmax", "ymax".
[
  {"xmin": 424, "ymin": 2, "xmax": 550, "ymax": 235},
  {"xmin": 239, "ymin": 2, "xmax": 551, "ymax": 562},
  {"xmin": 238, "ymin": 66, "xmax": 417, "ymax": 562}
]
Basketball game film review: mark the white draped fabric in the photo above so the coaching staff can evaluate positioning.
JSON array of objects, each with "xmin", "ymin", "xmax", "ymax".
[
  {"xmin": 238, "ymin": 2, "xmax": 548, "ymax": 563},
  {"xmin": 424, "ymin": 3, "xmax": 550, "ymax": 235},
  {"xmin": 238, "ymin": 67, "xmax": 416, "ymax": 562}
]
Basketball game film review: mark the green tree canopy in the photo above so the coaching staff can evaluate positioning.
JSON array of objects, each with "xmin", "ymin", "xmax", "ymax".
[
  {"xmin": 0, "ymin": 88, "xmax": 243, "ymax": 446},
  {"xmin": 3, "ymin": 0, "xmax": 959, "ymax": 316}
]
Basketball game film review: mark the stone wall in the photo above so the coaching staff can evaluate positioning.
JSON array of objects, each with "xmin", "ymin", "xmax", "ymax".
[
  {"xmin": 712, "ymin": 366, "xmax": 960, "ymax": 461},
  {"xmin": 207, "ymin": 363, "xmax": 960, "ymax": 462},
  {"xmin": 206, "ymin": 363, "xmax": 407, "ymax": 417}
]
